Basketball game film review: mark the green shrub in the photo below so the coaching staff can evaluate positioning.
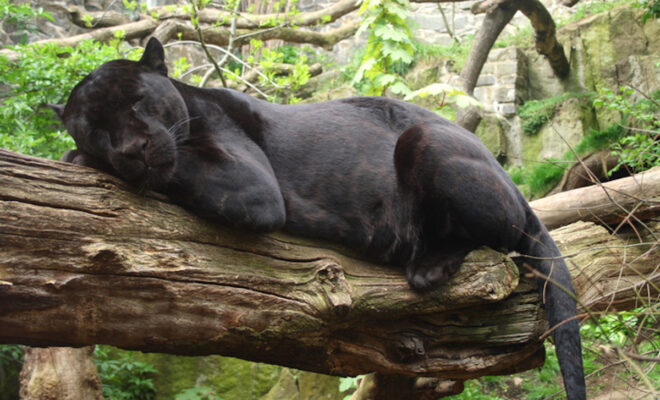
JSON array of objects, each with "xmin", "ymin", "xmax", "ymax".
[
  {"xmin": 352, "ymin": 0, "xmax": 415, "ymax": 96},
  {"xmin": 94, "ymin": 346, "xmax": 158, "ymax": 400},
  {"xmin": 0, "ymin": 345, "xmax": 23, "ymax": 400},
  {"xmin": 0, "ymin": 0, "xmax": 53, "ymax": 44},
  {"xmin": 593, "ymin": 87, "xmax": 660, "ymax": 174}
]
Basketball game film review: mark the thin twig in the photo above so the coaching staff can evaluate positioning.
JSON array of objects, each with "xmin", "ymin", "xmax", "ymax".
[
  {"xmin": 164, "ymin": 41, "xmax": 282, "ymax": 88},
  {"xmin": 437, "ymin": 4, "xmax": 460, "ymax": 44},
  {"xmin": 189, "ymin": 0, "xmax": 227, "ymax": 87}
]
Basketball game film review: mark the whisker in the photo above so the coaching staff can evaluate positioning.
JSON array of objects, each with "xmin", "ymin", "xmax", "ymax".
[{"xmin": 168, "ymin": 116, "xmax": 199, "ymax": 144}]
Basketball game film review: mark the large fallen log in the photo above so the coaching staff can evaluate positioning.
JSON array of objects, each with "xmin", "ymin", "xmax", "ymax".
[{"xmin": 0, "ymin": 149, "xmax": 658, "ymax": 379}]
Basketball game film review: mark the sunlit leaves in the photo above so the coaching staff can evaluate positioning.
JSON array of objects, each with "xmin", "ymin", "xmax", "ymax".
[{"xmin": 353, "ymin": 0, "xmax": 414, "ymax": 95}]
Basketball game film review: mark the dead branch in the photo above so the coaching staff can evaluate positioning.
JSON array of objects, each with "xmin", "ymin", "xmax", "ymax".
[
  {"xmin": 153, "ymin": 0, "xmax": 360, "ymax": 29},
  {"xmin": 0, "ymin": 18, "xmax": 159, "ymax": 62},
  {"xmin": 530, "ymin": 166, "xmax": 660, "ymax": 230},
  {"xmin": 151, "ymin": 18, "xmax": 359, "ymax": 51}
]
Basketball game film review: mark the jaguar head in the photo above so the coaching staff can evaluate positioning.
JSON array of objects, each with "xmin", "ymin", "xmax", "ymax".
[{"xmin": 54, "ymin": 38, "xmax": 190, "ymax": 190}]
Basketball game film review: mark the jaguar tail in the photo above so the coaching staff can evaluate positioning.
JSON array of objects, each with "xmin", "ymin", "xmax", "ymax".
[{"xmin": 517, "ymin": 213, "xmax": 586, "ymax": 400}]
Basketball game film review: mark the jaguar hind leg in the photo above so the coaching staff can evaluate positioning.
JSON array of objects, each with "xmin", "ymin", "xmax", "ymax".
[{"xmin": 405, "ymin": 239, "xmax": 476, "ymax": 291}]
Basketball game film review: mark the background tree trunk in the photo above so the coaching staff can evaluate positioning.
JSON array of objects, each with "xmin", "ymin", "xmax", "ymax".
[
  {"xmin": 19, "ymin": 346, "xmax": 102, "ymax": 400},
  {"xmin": 456, "ymin": 3, "xmax": 518, "ymax": 131}
]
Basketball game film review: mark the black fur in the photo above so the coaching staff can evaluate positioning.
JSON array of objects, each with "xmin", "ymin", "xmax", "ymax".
[{"xmin": 57, "ymin": 38, "xmax": 585, "ymax": 399}]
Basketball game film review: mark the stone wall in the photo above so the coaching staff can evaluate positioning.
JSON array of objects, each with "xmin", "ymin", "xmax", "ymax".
[{"xmin": 401, "ymin": 3, "xmax": 659, "ymax": 168}]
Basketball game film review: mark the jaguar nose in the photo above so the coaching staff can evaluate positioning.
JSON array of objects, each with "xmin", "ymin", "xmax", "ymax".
[{"xmin": 120, "ymin": 137, "xmax": 149, "ymax": 159}]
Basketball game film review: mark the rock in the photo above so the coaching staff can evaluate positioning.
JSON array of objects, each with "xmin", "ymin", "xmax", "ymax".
[{"xmin": 535, "ymin": 97, "xmax": 595, "ymax": 160}]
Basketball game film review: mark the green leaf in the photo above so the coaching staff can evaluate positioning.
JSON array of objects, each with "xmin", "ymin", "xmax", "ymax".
[
  {"xmin": 404, "ymin": 83, "xmax": 459, "ymax": 101},
  {"xmin": 352, "ymin": 57, "xmax": 377, "ymax": 84},
  {"xmin": 389, "ymin": 80, "xmax": 411, "ymax": 95},
  {"xmin": 376, "ymin": 73, "xmax": 397, "ymax": 86},
  {"xmin": 381, "ymin": 46, "xmax": 413, "ymax": 63},
  {"xmin": 453, "ymin": 93, "xmax": 482, "ymax": 109},
  {"xmin": 373, "ymin": 24, "xmax": 408, "ymax": 41}
]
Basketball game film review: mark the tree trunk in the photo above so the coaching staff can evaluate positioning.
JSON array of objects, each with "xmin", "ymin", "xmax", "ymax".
[
  {"xmin": 517, "ymin": 0, "xmax": 570, "ymax": 78},
  {"xmin": 1, "ymin": 149, "xmax": 658, "ymax": 378},
  {"xmin": 456, "ymin": 2, "xmax": 518, "ymax": 132},
  {"xmin": 19, "ymin": 346, "xmax": 103, "ymax": 400}
]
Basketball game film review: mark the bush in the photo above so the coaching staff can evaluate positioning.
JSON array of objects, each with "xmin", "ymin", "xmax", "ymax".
[
  {"xmin": 94, "ymin": 346, "xmax": 158, "ymax": 400},
  {"xmin": 593, "ymin": 87, "xmax": 660, "ymax": 174}
]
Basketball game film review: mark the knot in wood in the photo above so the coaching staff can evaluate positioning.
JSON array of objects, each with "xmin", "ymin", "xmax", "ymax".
[
  {"xmin": 315, "ymin": 262, "xmax": 352, "ymax": 315},
  {"xmin": 83, "ymin": 243, "xmax": 126, "ymax": 272},
  {"xmin": 392, "ymin": 334, "xmax": 426, "ymax": 362},
  {"xmin": 315, "ymin": 262, "xmax": 344, "ymax": 287}
]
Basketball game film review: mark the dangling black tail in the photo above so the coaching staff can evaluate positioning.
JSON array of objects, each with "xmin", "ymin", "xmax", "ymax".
[{"xmin": 517, "ymin": 213, "xmax": 586, "ymax": 400}]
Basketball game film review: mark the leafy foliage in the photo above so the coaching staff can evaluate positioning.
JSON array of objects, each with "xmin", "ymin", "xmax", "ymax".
[
  {"xmin": 352, "ymin": 0, "xmax": 415, "ymax": 96},
  {"xmin": 0, "ymin": 37, "xmax": 142, "ymax": 159},
  {"xmin": 511, "ymin": 87, "xmax": 659, "ymax": 197},
  {"xmin": 0, "ymin": 345, "xmax": 23, "ymax": 400},
  {"xmin": 0, "ymin": 0, "xmax": 53, "ymax": 44},
  {"xmin": 573, "ymin": 124, "xmax": 626, "ymax": 155},
  {"xmin": 251, "ymin": 42, "xmax": 310, "ymax": 104},
  {"xmin": 559, "ymin": 0, "xmax": 629, "ymax": 25},
  {"xmin": 593, "ymin": 86, "xmax": 660, "ymax": 173},
  {"xmin": 94, "ymin": 346, "xmax": 158, "ymax": 400},
  {"xmin": 508, "ymin": 123, "xmax": 625, "ymax": 198},
  {"xmin": 634, "ymin": 0, "xmax": 660, "ymax": 22},
  {"xmin": 338, "ymin": 375, "xmax": 362, "ymax": 400},
  {"xmin": 175, "ymin": 386, "xmax": 224, "ymax": 400},
  {"xmin": 527, "ymin": 159, "xmax": 566, "ymax": 195}
]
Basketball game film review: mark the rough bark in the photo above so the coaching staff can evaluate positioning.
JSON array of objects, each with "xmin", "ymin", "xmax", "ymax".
[
  {"xmin": 0, "ymin": 149, "xmax": 539, "ymax": 378},
  {"xmin": 471, "ymin": 0, "xmax": 569, "ymax": 77},
  {"xmin": 0, "ymin": 149, "xmax": 658, "ymax": 377},
  {"xmin": 549, "ymin": 220, "xmax": 659, "ymax": 313},
  {"xmin": 19, "ymin": 346, "xmax": 103, "ymax": 400},
  {"xmin": 517, "ymin": 0, "xmax": 570, "ymax": 77},
  {"xmin": 530, "ymin": 166, "xmax": 660, "ymax": 230}
]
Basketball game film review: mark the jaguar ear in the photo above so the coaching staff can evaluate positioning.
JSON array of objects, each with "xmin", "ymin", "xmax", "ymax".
[
  {"xmin": 139, "ymin": 37, "xmax": 168, "ymax": 76},
  {"xmin": 49, "ymin": 104, "xmax": 65, "ymax": 120}
]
